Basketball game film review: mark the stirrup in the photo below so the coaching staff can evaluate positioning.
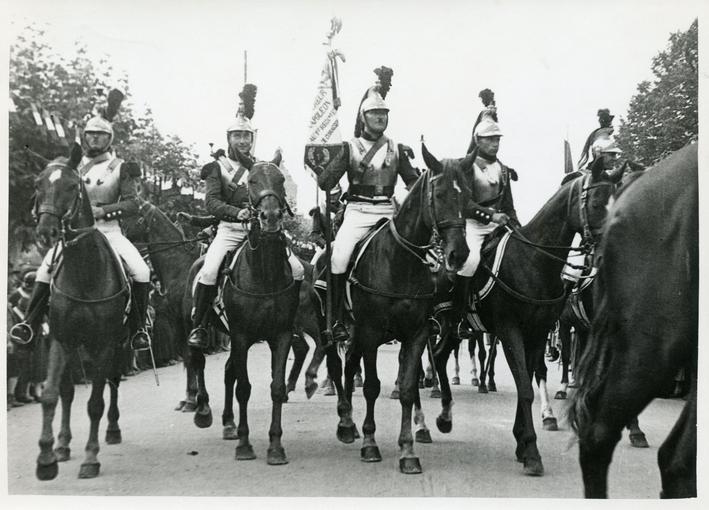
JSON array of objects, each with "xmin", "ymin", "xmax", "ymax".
[
  {"xmin": 130, "ymin": 329, "xmax": 152, "ymax": 351},
  {"xmin": 9, "ymin": 323, "xmax": 33, "ymax": 345},
  {"xmin": 187, "ymin": 327, "xmax": 209, "ymax": 350}
]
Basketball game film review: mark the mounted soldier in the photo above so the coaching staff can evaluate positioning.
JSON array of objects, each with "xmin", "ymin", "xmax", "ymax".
[
  {"xmin": 11, "ymin": 90, "xmax": 152, "ymax": 351},
  {"xmin": 187, "ymin": 84, "xmax": 305, "ymax": 349},
  {"xmin": 454, "ymin": 89, "xmax": 519, "ymax": 327},
  {"xmin": 317, "ymin": 66, "xmax": 420, "ymax": 343}
]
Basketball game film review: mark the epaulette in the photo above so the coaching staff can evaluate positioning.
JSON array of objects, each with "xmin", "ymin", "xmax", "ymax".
[{"xmin": 508, "ymin": 167, "xmax": 518, "ymax": 181}]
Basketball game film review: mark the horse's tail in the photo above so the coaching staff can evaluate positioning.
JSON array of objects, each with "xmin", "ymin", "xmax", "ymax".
[{"xmin": 567, "ymin": 287, "xmax": 615, "ymax": 437}]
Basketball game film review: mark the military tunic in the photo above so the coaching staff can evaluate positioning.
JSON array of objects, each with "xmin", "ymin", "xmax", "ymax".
[
  {"xmin": 317, "ymin": 135, "xmax": 419, "ymax": 274},
  {"xmin": 36, "ymin": 151, "xmax": 150, "ymax": 283}
]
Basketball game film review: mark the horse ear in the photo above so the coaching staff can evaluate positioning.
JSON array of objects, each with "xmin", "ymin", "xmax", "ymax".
[
  {"xmin": 607, "ymin": 163, "xmax": 624, "ymax": 184},
  {"xmin": 589, "ymin": 157, "xmax": 605, "ymax": 181},
  {"xmin": 233, "ymin": 148, "xmax": 254, "ymax": 170},
  {"xmin": 67, "ymin": 142, "xmax": 82, "ymax": 170},
  {"xmin": 271, "ymin": 148, "xmax": 283, "ymax": 167},
  {"xmin": 421, "ymin": 143, "xmax": 442, "ymax": 174}
]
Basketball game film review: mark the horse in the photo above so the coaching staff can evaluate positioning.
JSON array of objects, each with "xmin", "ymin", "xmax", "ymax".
[
  {"xmin": 185, "ymin": 152, "xmax": 302, "ymax": 464},
  {"xmin": 570, "ymin": 143, "xmax": 698, "ymax": 498},
  {"xmin": 324, "ymin": 143, "xmax": 469, "ymax": 474},
  {"xmin": 32, "ymin": 143, "xmax": 130, "ymax": 480},
  {"xmin": 429, "ymin": 154, "xmax": 619, "ymax": 476}
]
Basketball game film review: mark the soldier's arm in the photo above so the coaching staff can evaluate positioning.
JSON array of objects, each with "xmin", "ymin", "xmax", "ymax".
[
  {"xmin": 102, "ymin": 162, "xmax": 140, "ymax": 220},
  {"xmin": 317, "ymin": 142, "xmax": 349, "ymax": 192},
  {"xmin": 203, "ymin": 161, "xmax": 243, "ymax": 222},
  {"xmin": 397, "ymin": 144, "xmax": 420, "ymax": 188},
  {"xmin": 500, "ymin": 166, "xmax": 520, "ymax": 226}
]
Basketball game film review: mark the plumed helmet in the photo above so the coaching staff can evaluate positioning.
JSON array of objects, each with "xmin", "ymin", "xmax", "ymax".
[
  {"xmin": 354, "ymin": 66, "xmax": 393, "ymax": 137},
  {"xmin": 227, "ymin": 83, "xmax": 258, "ymax": 135},
  {"xmin": 578, "ymin": 109, "xmax": 616, "ymax": 169},
  {"xmin": 474, "ymin": 108, "xmax": 503, "ymax": 137},
  {"xmin": 83, "ymin": 88, "xmax": 125, "ymax": 146}
]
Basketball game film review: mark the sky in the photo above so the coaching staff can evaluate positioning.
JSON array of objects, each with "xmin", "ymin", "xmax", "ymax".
[{"xmin": 5, "ymin": 0, "xmax": 701, "ymax": 221}]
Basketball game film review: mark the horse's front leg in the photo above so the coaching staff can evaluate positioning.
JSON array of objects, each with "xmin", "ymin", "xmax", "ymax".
[
  {"xmin": 432, "ymin": 321, "xmax": 456, "ymax": 433},
  {"xmin": 499, "ymin": 329, "xmax": 544, "ymax": 476},
  {"xmin": 398, "ymin": 325, "xmax": 428, "ymax": 474},
  {"xmin": 304, "ymin": 335, "xmax": 325, "ymax": 399},
  {"xmin": 79, "ymin": 349, "xmax": 112, "ymax": 479},
  {"xmin": 232, "ymin": 333, "xmax": 255, "ymax": 460},
  {"xmin": 626, "ymin": 416, "xmax": 649, "ymax": 448},
  {"xmin": 222, "ymin": 356, "xmax": 238, "ymax": 440},
  {"xmin": 105, "ymin": 348, "xmax": 123, "ymax": 445},
  {"xmin": 286, "ymin": 333, "xmax": 309, "ymax": 396},
  {"xmin": 54, "ymin": 368, "xmax": 75, "ymax": 461},
  {"xmin": 36, "ymin": 338, "xmax": 67, "ymax": 481},
  {"xmin": 266, "ymin": 330, "xmax": 291, "ymax": 465},
  {"xmin": 358, "ymin": 324, "xmax": 383, "ymax": 464},
  {"xmin": 190, "ymin": 347, "xmax": 212, "ymax": 428},
  {"xmin": 178, "ymin": 350, "xmax": 199, "ymax": 412},
  {"xmin": 337, "ymin": 346, "xmax": 362, "ymax": 443}
]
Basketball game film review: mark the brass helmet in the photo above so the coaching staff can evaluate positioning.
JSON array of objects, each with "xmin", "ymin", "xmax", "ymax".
[
  {"xmin": 82, "ymin": 88, "xmax": 125, "ymax": 148},
  {"xmin": 227, "ymin": 84, "xmax": 258, "ymax": 156},
  {"xmin": 354, "ymin": 66, "xmax": 393, "ymax": 137},
  {"xmin": 592, "ymin": 134, "xmax": 622, "ymax": 156},
  {"xmin": 359, "ymin": 88, "xmax": 389, "ymax": 115},
  {"xmin": 474, "ymin": 107, "xmax": 503, "ymax": 138}
]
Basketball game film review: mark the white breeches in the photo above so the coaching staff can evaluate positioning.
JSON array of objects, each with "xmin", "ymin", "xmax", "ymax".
[
  {"xmin": 197, "ymin": 221, "xmax": 304, "ymax": 285},
  {"xmin": 331, "ymin": 201, "xmax": 396, "ymax": 274},
  {"xmin": 36, "ymin": 223, "xmax": 150, "ymax": 283},
  {"xmin": 457, "ymin": 219, "xmax": 499, "ymax": 277}
]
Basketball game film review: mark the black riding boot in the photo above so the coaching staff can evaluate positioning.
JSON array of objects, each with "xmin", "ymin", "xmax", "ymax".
[
  {"xmin": 187, "ymin": 282, "xmax": 217, "ymax": 350},
  {"xmin": 453, "ymin": 276, "xmax": 474, "ymax": 339},
  {"xmin": 9, "ymin": 281, "xmax": 50, "ymax": 345},
  {"xmin": 329, "ymin": 273, "xmax": 349, "ymax": 344},
  {"xmin": 129, "ymin": 281, "xmax": 152, "ymax": 351}
]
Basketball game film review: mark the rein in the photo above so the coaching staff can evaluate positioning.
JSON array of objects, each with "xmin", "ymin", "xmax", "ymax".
[
  {"xmin": 480, "ymin": 262, "xmax": 568, "ymax": 306},
  {"xmin": 136, "ymin": 202, "xmax": 202, "ymax": 254}
]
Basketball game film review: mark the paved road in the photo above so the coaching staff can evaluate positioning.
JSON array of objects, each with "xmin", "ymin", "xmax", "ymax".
[{"xmin": 6, "ymin": 341, "xmax": 683, "ymax": 498}]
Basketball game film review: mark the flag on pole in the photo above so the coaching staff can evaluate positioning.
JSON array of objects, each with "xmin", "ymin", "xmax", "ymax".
[
  {"xmin": 29, "ymin": 101, "xmax": 43, "ymax": 126},
  {"xmin": 563, "ymin": 139, "xmax": 574, "ymax": 174},
  {"xmin": 304, "ymin": 19, "xmax": 345, "ymax": 181}
]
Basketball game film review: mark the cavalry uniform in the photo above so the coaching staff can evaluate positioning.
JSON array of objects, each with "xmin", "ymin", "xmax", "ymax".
[
  {"xmin": 457, "ymin": 117, "xmax": 519, "ymax": 278},
  {"xmin": 187, "ymin": 84, "xmax": 304, "ymax": 349},
  {"xmin": 11, "ymin": 94, "xmax": 152, "ymax": 351},
  {"xmin": 317, "ymin": 73, "xmax": 419, "ymax": 342}
]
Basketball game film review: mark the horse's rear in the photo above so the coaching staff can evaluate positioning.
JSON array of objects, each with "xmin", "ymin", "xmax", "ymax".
[{"xmin": 572, "ymin": 143, "xmax": 698, "ymax": 498}]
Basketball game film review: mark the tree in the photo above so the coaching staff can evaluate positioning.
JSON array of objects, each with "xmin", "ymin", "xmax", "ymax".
[{"xmin": 616, "ymin": 19, "xmax": 698, "ymax": 165}]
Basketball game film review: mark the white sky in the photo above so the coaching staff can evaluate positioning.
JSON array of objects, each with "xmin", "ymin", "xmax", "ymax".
[{"xmin": 6, "ymin": 0, "xmax": 700, "ymax": 220}]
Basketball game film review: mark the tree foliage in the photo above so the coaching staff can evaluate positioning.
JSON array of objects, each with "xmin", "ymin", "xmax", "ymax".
[
  {"xmin": 8, "ymin": 25, "xmax": 204, "ymax": 266},
  {"xmin": 616, "ymin": 19, "xmax": 698, "ymax": 165}
]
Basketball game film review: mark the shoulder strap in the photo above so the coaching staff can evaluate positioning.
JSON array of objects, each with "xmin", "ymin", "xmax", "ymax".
[{"xmin": 359, "ymin": 136, "xmax": 390, "ymax": 170}]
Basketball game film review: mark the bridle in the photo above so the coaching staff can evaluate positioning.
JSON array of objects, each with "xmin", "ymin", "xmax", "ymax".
[
  {"xmin": 388, "ymin": 168, "xmax": 466, "ymax": 266},
  {"xmin": 34, "ymin": 163, "xmax": 94, "ymax": 246},
  {"xmin": 573, "ymin": 172, "xmax": 614, "ymax": 248},
  {"xmin": 134, "ymin": 201, "xmax": 202, "ymax": 255}
]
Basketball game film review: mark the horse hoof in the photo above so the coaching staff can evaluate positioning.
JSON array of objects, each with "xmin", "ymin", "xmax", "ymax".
[
  {"xmin": 305, "ymin": 381, "xmax": 318, "ymax": 400},
  {"xmin": 235, "ymin": 444, "xmax": 257, "ymax": 460},
  {"xmin": 523, "ymin": 458, "xmax": 544, "ymax": 477},
  {"xmin": 542, "ymin": 417, "xmax": 558, "ymax": 431},
  {"xmin": 452, "ymin": 376, "xmax": 460, "ymax": 385},
  {"xmin": 267, "ymin": 447, "xmax": 288, "ymax": 465},
  {"xmin": 629, "ymin": 433, "xmax": 650, "ymax": 448},
  {"xmin": 399, "ymin": 457, "xmax": 422, "ymax": 474},
  {"xmin": 105, "ymin": 429, "xmax": 122, "ymax": 445},
  {"xmin": 174, "ymin": 400, "xmax": 186, "ymax": 411},
  {"xmin": 436, "ymin": 415, "xmax": 453, "ymax": 434},
  {"xmin": 336, "ymin": 424, "xmax": 357, "ymax": 444},
  {"xmin": 36, "ymin": 461, "xmax": 58, "ymax": 481},
  {"xmin": 78, "ymin": 462, "xmax": 101, "ymax": 479},
  {"xmin": 223, "ymin": 424, "xmax": 239, "ymax": 440},
  {"xmin": 478, "ymin": 384, "xmax": 488, "ymax": 394},
  {"xmin": 554, "ymin": 391, "xmax": 567, "ymax": 400},
  {"xmin": 488, "ymin": 382, "xmax": 497, "ymax": 392},
  {"xmin": 415, "ymin": 429, "xmax": 433, "ymax": 443},
  {"xmin": 54, "ymin": 446, "xmax": 71, "ymax": 462},
  {"xmin": 194, "ymin": 408, "xmax": 213, "ymax": 429},
  {"xmin": 286, "ymin": 382, "xmax": 296, "ymax": 394},
  {"xmin": 430, "ymin": 388, "xmax": 441, "ymax": 399},
  {"xmin": 323, "ymin": 386, "xmax": 336, "ymax": 397},
  {"xmin": 423, "ymin": 377, "xmax": 434, "ymax": 388},
  {"xmin": 182, "ymin": 401, "xmax": 197, "ymax": 413},
  {"xmin": 389, "ymin": 389, "xmax": 400, "ymax": 400},
  {"xmin": 354, "ymin": 425, "xmax": 361, "ymax": 439},
  {"xmin": 471, "ymin": 377, "xmax": 479, "ymax": 387},
  {"xmin": 360, "ymin": 445, "xmax": 382, "ymax": 463}
]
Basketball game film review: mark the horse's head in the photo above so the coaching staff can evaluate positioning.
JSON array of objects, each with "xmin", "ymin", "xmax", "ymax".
[
  {"xmin": 562, "ymin": 158, "xmax": 622, "ymax": 246},
  {"xmin": 235, "ymin": 148, "xmax": 289, "ymax": 233},
  {"xmin": 420, "ymin": 143, "xmax": 470, "ymax": 272},
  {"xmin": 34, "ymin": 143, "xmax": 86, "ymax": 248}
]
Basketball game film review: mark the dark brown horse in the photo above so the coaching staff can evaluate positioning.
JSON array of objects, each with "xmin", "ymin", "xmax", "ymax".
[
  {"xmin": 33, "ymin": 143, "xmax": 129, "ymax": 480},
  {"xmin": 570, "ymin": 143, "xmax": 698, "ymax": 498},
  {"xmin": 330, "ymin": 143, "xmax": 469, "ymax": 474},
  {"xmin": 186, "ymin": 153, "xmax": 302, "ymax": 464},
  {"xmin": 430, "ymin": 155, "xmax": 619, "ymax": 476}
]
